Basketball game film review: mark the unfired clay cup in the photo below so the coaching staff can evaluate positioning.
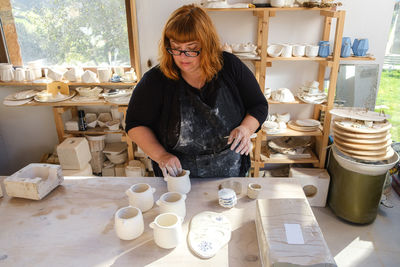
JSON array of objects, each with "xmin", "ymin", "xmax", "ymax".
[
  {"xmin": 114, "ymin": 206, "xmax": 144, "ymax": 240},
  {"xmin": 156, "ymin": 192, "xmax": 187, "ymax": 219},
  {"xmin": 150, "ymin": 213, "xmax": 183, "ymax": 249},
  {"xmin": 164, "ymin": 170, "xmax": 191, "ymax": 194},
  {"xmin": 247, "ymin": 183, "xmax": 262, "ymax": 199},
  {"xmin": 125, "ymin": 183, "xmax": 156, "ymax": 212}
]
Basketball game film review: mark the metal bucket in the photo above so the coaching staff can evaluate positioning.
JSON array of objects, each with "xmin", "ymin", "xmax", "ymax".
[{"xmin": 327, "ymin": 145, "xmax": 398, "ymax": 224}]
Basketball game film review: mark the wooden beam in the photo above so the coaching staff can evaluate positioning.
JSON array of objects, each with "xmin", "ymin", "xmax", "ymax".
[
  {"xmin": 0, "ymin": 0, "xmax": 22, "ymax": 65},
  {"xmin": 125, "ymin": 0, "xmax": 141, "ymax": 78},
  {"xmin": 320, "ymin": 10, "xmax": 339, "ymax": 18}
]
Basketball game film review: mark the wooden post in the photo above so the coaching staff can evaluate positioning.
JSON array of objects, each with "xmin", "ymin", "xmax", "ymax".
[
  {"xmin": 317, "ymin": 10, "xmax": 345, "ymax": 168},
  {"xmin": 125, "ymin": 0, "xmax": 141, "ymax": 78}
]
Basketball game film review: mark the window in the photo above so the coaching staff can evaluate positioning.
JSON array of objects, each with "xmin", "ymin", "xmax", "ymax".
[
  {"xmin": 377, "ymin": 0, "xmax": 400, "ymax": 142},
  {"xmin": 11, "ymin": 0, "xmax": 130, "ymax": 67}
]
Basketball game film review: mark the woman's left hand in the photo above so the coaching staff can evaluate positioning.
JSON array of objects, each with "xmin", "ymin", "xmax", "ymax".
[{"xmin": 227, "ymin": 125, "xmax": 253, "ymax": 155}]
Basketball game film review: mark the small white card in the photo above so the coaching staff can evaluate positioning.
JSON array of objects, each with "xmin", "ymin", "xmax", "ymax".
[{"xmin": 284, "ymin": 223, "xmax": 305, "ymax": 244}]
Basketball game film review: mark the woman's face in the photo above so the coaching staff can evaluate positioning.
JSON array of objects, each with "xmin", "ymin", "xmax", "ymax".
[{"xmin": 169, "ymin": 39, "xmax": 202, "ymax": 75}]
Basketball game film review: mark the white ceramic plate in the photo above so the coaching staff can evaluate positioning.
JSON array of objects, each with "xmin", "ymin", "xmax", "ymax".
[
  {"xmin": 296, "ymin": 119, "xmax": 321, "ymax": 127},
  {"xmin": 4, "ymin": 89, "xmax": 38, "ymax": 101},
  {"xmin": 287, "ymin": 121, "xmax": 320, "ymax": 132},
  {"xmin": 34, "ymin": 91, "xmax": 76, "ymax": 103},
  {"xmin": 333, "ymin": 120, "xmax": 391, "ymax": 134},
  {"xmin": 3, "ymin": 98, "xmax": 33, "ymax": 106}
]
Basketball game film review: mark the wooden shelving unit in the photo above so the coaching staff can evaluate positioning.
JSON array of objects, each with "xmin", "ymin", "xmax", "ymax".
[
  {"xmin": 0, "ymin": 81, "xmax": 137, "ymax": 86},
  {"xmin": 207, "ymin": 7, "xmax": 375, "ymax": 177},
  {"xmin": 0, "ymin": 0, "xmax": 141, "ymax": 165}
]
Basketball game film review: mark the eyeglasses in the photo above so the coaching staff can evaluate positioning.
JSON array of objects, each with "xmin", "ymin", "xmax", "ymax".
[{"xmin": 166, "ymin": 48, "xmax": 201, "ymax": 57}]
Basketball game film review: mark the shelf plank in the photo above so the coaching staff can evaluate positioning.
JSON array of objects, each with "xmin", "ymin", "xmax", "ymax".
[
  {"xmin": 340, "ymin": 56, "xmax": 375, "ymax": 61},
  {"xmin": 259, "ymin": 147, "xmax": 319, "ymax": 164},
  {"xmin": 65, "ymin": 128, "xmax": 125, "ymax": 135},
  {"xmin": 267, "ymin": 96, "xmax": 307, "ymax": 104},
  {"xmin": 205, "ymin": 7, "xmax": 333, "ymax": 12},
  {"xmin": 0, "ymin": 81, "xmax": 137, "ymax": 86},
  {"xmin": 262, "ymin": 127, "xmax": 323, "ymax": 137},
  {"xmin": 20, "ymin": 99, "xmax": 128, "ymax": 107}
]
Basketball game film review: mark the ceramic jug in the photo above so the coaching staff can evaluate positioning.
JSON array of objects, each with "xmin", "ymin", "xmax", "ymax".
[
  {"xmin": 352, "ymin": 38, "xmax": 369, "ymax": 56},
  {"xmin": 114, "ymin": 206, "xmax": 144, "ymax": 240},
  {"xmin": 156, "ymin": 192, "xmax": 187, "ymax": 219},
  {"xmin": 341, "ymin": 37, "xmax": 352, "ymax": 58},
  {"xmin": 164, "ymin": 170, "xmax": 191, "ymax": 194},
  {"xmin": 318, "ymin": 41, "xmax": 330, "ymax": 58},
  {"xmin": 149, "ymin": 213, "xmax": 183, "ymax": 249},
  {"xmin": 125, "ymin": 183, "xmax": 156, "ymax": 212}
]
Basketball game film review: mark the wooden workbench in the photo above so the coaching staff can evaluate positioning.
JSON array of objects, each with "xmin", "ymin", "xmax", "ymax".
[{"xmin": 0, "ymin": 177, "xmax": 306, "ymax": 267}]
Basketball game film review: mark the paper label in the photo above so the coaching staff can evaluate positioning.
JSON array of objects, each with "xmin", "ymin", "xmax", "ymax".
[{"xmin": 284, "ymin": 223, "xmax": 305, "ymax": 244}]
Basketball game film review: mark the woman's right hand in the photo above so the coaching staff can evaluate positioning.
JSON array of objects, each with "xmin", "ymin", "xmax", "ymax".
[{"xmin": 157, "ymin": 152, "xmax": 182, "ymax": 177}]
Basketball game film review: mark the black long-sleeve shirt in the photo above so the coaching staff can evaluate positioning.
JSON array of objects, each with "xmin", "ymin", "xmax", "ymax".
[{"xmin": 125, "ymin": 52, "xmax": 268, "ymax": 150}]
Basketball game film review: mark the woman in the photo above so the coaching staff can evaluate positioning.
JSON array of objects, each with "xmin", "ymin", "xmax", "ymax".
[{"xmin": 125, "ymin": 4, "xmax": 268, "ymax": 178}]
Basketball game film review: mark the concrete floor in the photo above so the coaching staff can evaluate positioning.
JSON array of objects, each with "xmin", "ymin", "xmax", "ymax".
[{"xmin": 312, "ymin": 192, "xmax": 400, "ymax": 267}]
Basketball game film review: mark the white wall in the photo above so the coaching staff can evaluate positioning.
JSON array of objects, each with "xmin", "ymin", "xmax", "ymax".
[{"xmin": 0, "ymin": 0, "xmax": 395, "ymax": 175}]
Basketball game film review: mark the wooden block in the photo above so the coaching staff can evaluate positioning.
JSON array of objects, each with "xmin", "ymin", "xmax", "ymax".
[
  {"xmin": 4, "ymin": 164, "xmax": 64, "ymax": 200},
  {"xmin": 255, "ymin": 199, "xmax": 336, "ymax": 267},
  {"xmin": 289, "ymin": 168, "xmax": 330, "ymax": 207},
  {"xmin": 57, "ymin": 137, "xmax": 92, "ymax": 170},
  {"xmin": 115, "ymin": 164, "xmax": 126, "ymax": 177},
  {"xmin": 102, "ymin": 166, "xmax": 115, "ymax": 177},
  {"xmin": 47, "ymin": 81, "xmax": 70, "ymax": 97}
]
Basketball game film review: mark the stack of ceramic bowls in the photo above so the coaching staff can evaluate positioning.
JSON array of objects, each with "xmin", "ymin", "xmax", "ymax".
[
  {"xmin": 330, "ymin": 108, "xmax": 394, "ymax": 161},
  {"xmin": 218, "ymin": 188, "xmax": 237, "ymax": 208},
  {"xmin": 332, "ymin": 119, "xmax": 393, "ymax": 161}
]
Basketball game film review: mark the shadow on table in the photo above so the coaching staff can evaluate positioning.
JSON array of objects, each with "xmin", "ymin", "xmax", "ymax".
[
  {"xmin": 111, "ymin": 237, "xmax": 173, "ymax": 266},
  {"xmin": 229, "ymin": 220, "xmax": 261, "ymax": 267}
]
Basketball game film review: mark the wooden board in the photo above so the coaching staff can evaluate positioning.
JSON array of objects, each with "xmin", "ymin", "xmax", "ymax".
[
  {"xmin": 0, "ymin": 177, "xmax": 307, "ymax": 267},
  {"xmin": 334, "ymin": 141, "xmax": 390, "ymax": 156}
]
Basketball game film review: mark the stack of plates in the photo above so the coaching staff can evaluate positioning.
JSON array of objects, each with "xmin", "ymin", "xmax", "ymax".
[
  {"xmin": 287, "ymin": 119, "xmax": 321, "ymax": 132},
  {"xmin": 332, "ymin": 119, "xmax": 394, "ymax": 161},
  {"xmin": 3, "ymin": 89, "xmax": 38, "ymax": 106},
  {"xmin": 218, "ymin": 188, "xmax": 237, "ymax": 208}
]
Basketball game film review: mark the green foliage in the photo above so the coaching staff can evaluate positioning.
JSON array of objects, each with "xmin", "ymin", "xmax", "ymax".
[
  {"xmin": 375, "ymin": 69, "xmax": 400, "ymax": 142},
  {"xmin": 11, "ymin": 0, "xmax": 129, "ymax": 66}
]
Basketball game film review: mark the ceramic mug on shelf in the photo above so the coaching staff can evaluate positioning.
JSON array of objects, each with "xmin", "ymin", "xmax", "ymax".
[
  {"xmin": 149, "ymin": 213, "xmax": 183, "ymax": 249},
  {"xmin": 14, "ymin": 68, "xmax": 25, "ymax": 82},
  {"xmin": 352, "ymin": 38, "xmax": 369, "ymax": 57},
  {"xmin": 281, "ymin": 44, "xmax": 293, "ymax": 58},
  {"xmin": 341, "ymin": 37, "xmax": 352, "ymax": 58},
  {"xmin": 0, "ymin": 68, "xmax": 14, "ymax": 82},
  {"xmin": 292, "ymin": 44, "xmax": 306, "ymax": 57},
  {"xmin": 97, "ymin": 67, "xmax": 112, "ymax": 83},
  {"xmin": 114, "ymin": 206, "xmax": 144, "ymax": 240},
  {"xmin": 305, "ymin": 45, "xmax": 319, "ymax": 57},
  {"xmin": 125, "ymin": 183, "xmax": 156, "ymax": 212},
  {"xmin": 318, "ymin": 41, "xmax": 330, "ymax": 58},
  {"xmin": 164, "ymin": 169, "xmax": 191, "ymax": 194},
  {"xmin": 271, "ymin": 0, "xmax": 285, "ymax": 7},
  {"xmin": 25, "ymin": 69, "xmax": 35, "ymax": 81},
  {"xmin": 156, "ymin": 192, "xmax": 187, "ymax": 219}
]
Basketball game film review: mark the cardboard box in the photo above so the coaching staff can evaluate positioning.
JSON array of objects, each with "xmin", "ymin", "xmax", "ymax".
[{"xmin": 255, "ymin": 198, "xmax": 336, "ymax": 267}]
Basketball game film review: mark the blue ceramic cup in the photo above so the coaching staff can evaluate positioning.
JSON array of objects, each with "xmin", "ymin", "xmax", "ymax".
[
  {"xmin": 352, "ymin": 38, "xmax": 369, "ymax": 56},
  {"xmin": 341, "ymin": 37, "xmax": 351, "ymax": 57},
  {"xmin": 318, "ymin": 41, "xmax": 330, "ymax": 58}
]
